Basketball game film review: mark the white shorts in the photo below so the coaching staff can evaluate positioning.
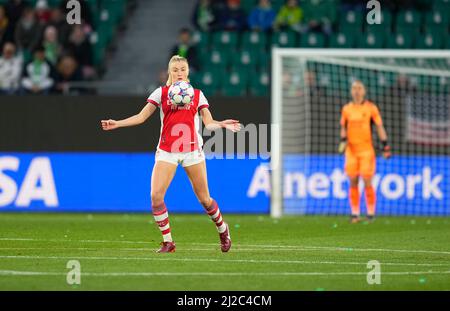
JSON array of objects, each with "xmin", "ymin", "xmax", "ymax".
[{"xmin": 155, "ymin": 148, "xmax": 205, "ymax": 167}]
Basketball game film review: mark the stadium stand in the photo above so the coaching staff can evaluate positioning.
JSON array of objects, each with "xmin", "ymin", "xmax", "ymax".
[
  {"xmin": 189, "ymin": 0, "xmax": 450, "ymax": 97},
  {"xmin": 0, "ymin": 0, "xmax": 135, "ymax": 94}
]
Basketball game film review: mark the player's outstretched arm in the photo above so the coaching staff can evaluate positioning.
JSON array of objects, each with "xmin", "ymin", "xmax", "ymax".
[
  {"xmin": 101, "ymin": 103, "xmax": 157, "ymax": 131},
  {"xmin": 200, "ymin": 108, "xmax": 242, "ymax": 132},
  {"xmin": 376, "ymin": 124, "xmax": 391, "ymax": 158}
]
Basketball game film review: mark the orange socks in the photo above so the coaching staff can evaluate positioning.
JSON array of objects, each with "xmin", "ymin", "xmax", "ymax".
[
  {"xmin": 349, "ymin": 186, "xmax": 360, "ymax": 216},
  {"xmin": 365, "ymin": 186, "xmax": 376, "ymax": 216}
]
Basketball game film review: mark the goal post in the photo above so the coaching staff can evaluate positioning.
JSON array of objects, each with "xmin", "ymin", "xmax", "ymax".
[{"xmin": 271, "ymin": 48, "xmax": 450, "ymax": 218}]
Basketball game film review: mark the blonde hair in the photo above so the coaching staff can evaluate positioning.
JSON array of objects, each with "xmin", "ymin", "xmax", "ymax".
[{"xmin": 166, "ymin": 55, "xmax": 189, "ymax": 86}]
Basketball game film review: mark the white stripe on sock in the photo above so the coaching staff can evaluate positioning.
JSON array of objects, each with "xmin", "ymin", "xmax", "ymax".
[
  {"xmin": 210, "ymin": 209, "xmax": 220, "ymax": 220},
  {"xmin": 159, "ymin": 223, "xmax": 170, "ymax": 232},
  {"xmin": 154, "ymin": 212, "xmax": 168, "ymax": 222},
  {"xmin": 162, "ymin": 233, "xmax": 172, "ymax": 243},
  {"xmin": 218, "ymin": 223, "xmax": 227, "ymax": 234}
]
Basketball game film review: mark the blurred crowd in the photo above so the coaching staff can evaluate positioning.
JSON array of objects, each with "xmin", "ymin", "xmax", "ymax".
[
  {"xmin": 0, "ymin": 0, "xmax": 95, "ymax": 95},
  {"xmin": 191, "ymin": 0, "xmax": 430, "ymax": 33},
  {"xmin": 168, "ymin": 0, "xmax": 431, "ymax": 77}
]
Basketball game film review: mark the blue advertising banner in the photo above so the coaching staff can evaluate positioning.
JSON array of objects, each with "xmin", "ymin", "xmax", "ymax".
[
  {"xmin": 0, "ymin": 153, "xmax": 448, "ymax": 215},
  {"xmin": 282, "ymin": 155, "xmax": 450, "ymax": 216},
  {"xmin": 0, "ymin": 153, "xmax": 268, "ymax": 213}
]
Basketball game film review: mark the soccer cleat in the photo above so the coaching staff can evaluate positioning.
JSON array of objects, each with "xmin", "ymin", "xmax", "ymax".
[
  {"xmin": 219, "ymin": 223, "xmax": 231, "ymax": 253},
  {"xmin": 156, "ymin": 241, "xmax": 176, "ymax": 253},
  {"xmin": 350, "ymin": 215, "xmax": 361, "ymax": 224},
  {"xmin": 366, "ymin": 215, "xmax": 375, "ymax": 223}
]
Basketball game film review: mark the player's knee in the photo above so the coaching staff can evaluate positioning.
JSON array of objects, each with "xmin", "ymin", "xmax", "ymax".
[
  {"xmin": 151, "ymin": 190, "xmax": 165, "ymax": 206},
  {"xmin": 363, "ymin": 178, "xmax": 372, "ymax": 187},
  {"xmin": 349, "ymin": 177, "xmax": 359, "ymax": 187},
  {"xmin": 199, "ymin": 196, "xmax": 212, "ymax": 208}
]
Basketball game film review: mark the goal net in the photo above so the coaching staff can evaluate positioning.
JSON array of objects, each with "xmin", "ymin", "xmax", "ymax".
[{"xmin": 271, "ymin": 49, "xmax": 450, "ymax": 217}]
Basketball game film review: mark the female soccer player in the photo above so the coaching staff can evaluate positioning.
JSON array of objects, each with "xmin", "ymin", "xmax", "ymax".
[
  {"xmin": 339, "ymin": 80, "xmax": 391, "ymax": 223},
  {"xmin": 101, "ymin": 55, "xmax": 241, "ymax": 252}
]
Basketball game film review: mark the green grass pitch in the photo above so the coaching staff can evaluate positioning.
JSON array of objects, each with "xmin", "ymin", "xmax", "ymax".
[{"xmin": 0, "ymin": 213, "xmax": 449, "ymax": 290}]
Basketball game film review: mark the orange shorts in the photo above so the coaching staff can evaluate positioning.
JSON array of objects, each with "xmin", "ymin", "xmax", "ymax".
[{"xmin": 345, "ymin": 148, "xmax": 376, "ymax": 178}]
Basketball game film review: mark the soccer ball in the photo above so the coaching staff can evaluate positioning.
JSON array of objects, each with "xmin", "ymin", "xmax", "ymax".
[{"xmin": 168, "ymin": 81, "xmax": 194, "ymax": 106}]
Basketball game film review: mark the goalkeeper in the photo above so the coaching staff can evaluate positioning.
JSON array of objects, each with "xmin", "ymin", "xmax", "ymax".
[{"xmin": 339, "ymin": 80, "xmax": 391, "ymax": 223}]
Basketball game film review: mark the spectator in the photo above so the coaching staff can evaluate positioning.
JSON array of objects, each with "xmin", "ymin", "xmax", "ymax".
[
  {"xmin": 21, "ymin": 45, "xmax": 54, "ymax": 94},
  {"xmin": 15, "ymin": 7, "xmax": 42, "ymax": 55},
  {"xmin": 248, "ymin": 0, "xmax": 276, "ymax": 32},
  {"xmin": 274, "ymin": 0, "xmax": 303, "ymax": 32},
  {"xmin": 35, "ymin": 0, "xmax": 51, "ymax": 25},
  {"xmin": 65, "ymin": 25, "xmax": 95, "ymax": 79},
  {"xmin": 218, "ymin": 0, "xmax": 246, "ymax": 31},
  {"xmin": 0, "ymin": 5, "xmax": 13, "ymax": 50},
  {"xmin": 192, "ymin": 0, "xmax": 218, "ymax": 31},
  {"xmin": 54, "ymin": 55, "xmax": 83, "ymax": 94},
  {"xmin": 170, "ymin": 28, "xmax": 199, "ymax": 72},
  {"xmin": 0, "ymin": 42, "xmax": 22, "ymax": 94},
  {"xmin": 48, "ymin": 7, "xmax": 71, "ymax": 46},
  {"xmin": 42, "ymin": 25, "xmax": 61, "ymax": 65}
]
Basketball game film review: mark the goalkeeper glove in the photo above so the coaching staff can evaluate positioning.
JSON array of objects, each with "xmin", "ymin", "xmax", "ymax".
[
  {"xmin": 338, "ymin": 137, "xmax": 347, "ymax": 154},
  {"xmin": 381, "ymin": 140, "xmax": 391, "ymax": 159}
]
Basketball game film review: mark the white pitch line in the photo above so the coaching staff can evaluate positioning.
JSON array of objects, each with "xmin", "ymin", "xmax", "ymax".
[
  {"xmin": 0, "ymin": 238, "xmax": 151, "ymax": 244},
  {"xmin": 1, "ymin": 237, "xmax": 450, "ymax": 255},
  {"xmin": 0, "ymin": 270, "xmax": 449, "ymax": 277},
  {"xmin": 0, "ymin": 254, "xmax": 448, "ymax": 268},
  {"xmin": 191, "ymin": 243, "xmax": 450, "ymax": 255}
]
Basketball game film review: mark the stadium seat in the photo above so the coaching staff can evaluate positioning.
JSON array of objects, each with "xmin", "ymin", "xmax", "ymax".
[
  {"xmin": 446, "ymin": 35, "xmax": 450, "ymax": 49},
  {"xmin": 102, "ymin": 0, "xmax": 127, "ymax": 25},
  {"xmin": 271, "ymin": 0, "xmax": 285, "ymax": 12},
  {"xmin": 271, "ymin": 31, "xmax": 297, "ymax": 48},
  {"xmin": 433, "ymin": 0, "xmax": 450, "ymax": 12},
  {"xmin": 221, "ymin": 69, "xmax": 249, "ymax": 96},
  {"xmin": 241, "ymin": 31, "xmax": 267, "ymax": 49},
  {"xmin": 193, "ymin": 31, "xmax": 211, "ymax": 50},
  {"xmin": 196, "ymin": 69, "xmax": 222, "ymax": 97},
  {"xmin": 299, "ymin": 32, "xmax": 326, "ymax": 48},
  {"xmin": 256, "ymin": 50, "xmax": 270, "ymax": 70},
  {"xmin": 301, "ymin": 0, "xmax": 338, "ymax": 25},
  {"xmin": 415, "ymin": 32, "xmax": 444, "ymax": 49},
  {"xmin": 396, "ymin": 10, "xmax": 422, "ymax": 29},
  {"xmin": 329, "ymin": 32, "xmax": 355, "ymax": 48},
  {"xmin": 339, "ymin": 10, "xmax": 364, "ymax": 32},
  {"xmin": 212, "ymin": 31, "xmax": 239, "ymax": 51},
  {"xmin": 249, "ymin": 71, "xmax": 270, "ymax": 96},
  {"xmin": 424, "ymin": 24, "xmax": 449, "ymax": 38},
  {"xmin": 230, "ymin": 49, "xmax": 258, "ymax": 69},
  {"xmin": 241, "ymin": 0, "xmax": 257, "ymax": 14},
  {"xmin": 424, "ymin": 10, "xmax": 449, "ymax": 28},
  {"xmin": 357, "ymin": 32, "xmax": 385, "ymax": 49},
  {"xmin": 386, "ymin": 31, "xmax": 414, "ymax": 49},
  {"xmin": 204, "ymin": 48, "xmax": 230, "ymax": 68}
]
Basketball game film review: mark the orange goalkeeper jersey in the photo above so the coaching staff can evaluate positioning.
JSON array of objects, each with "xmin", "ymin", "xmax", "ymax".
[{"xmin": 340, "ymin": 100, "xmax": 383, "ymax": 154}]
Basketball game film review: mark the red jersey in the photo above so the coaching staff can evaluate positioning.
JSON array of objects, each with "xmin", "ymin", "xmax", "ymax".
[{"xmin": 147, "ymin": 86, "xmax": 209, "ymax": 153}]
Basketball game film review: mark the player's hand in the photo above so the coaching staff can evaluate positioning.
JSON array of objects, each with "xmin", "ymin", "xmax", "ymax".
[
  {"xmin": 221, "ymin": 119, "xmax": 242, "ymax": 132},
  {"xmin": 382, "ymin": 145, "xmax": 391, "ymax": 159},
  {"xmin": 338, "ymin": 138, "xmax": 347, "ymax": 154},
  {"xmin": 101, "ymin": 119, "xmax": 119, "ymax": 131}
]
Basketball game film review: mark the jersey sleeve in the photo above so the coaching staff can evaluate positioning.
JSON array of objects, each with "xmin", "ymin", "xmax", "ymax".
[
  {"xmin": 198, "ymin": 91, "xmax": 209, "ymax": 111},
  {"xmin": 147, "ymin": 87, "xmax": 162, "ymax": 107},
  {"xmin": 340, "ymin": 106, "xmax": 347, "ymax": 126},
  {"xmin": 371, "ymin": 104, "xmax": 383, "ymax": 126}
]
